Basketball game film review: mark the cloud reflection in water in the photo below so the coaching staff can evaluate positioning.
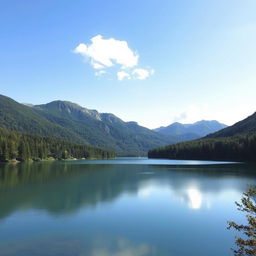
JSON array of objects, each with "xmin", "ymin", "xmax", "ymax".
[
  {"xmin": 91, "ymin": 238, "xmax": 152, "ymax": 256},
  {"xmin": 186, "ymin": 188, "xmax": 202, "ymax": 210}
]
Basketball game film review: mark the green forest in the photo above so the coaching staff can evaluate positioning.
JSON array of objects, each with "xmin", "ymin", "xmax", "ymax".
[
  {"xmin": 0, "ymin": 94, "xmax": 175, "ymax": 155},
  {"xmin": 0, "ymin": 127, "xmax": 115, "ymax": 162},
  {"xmin": 148, "ymin": 133, "xmax": 256, "ymax": 162}
]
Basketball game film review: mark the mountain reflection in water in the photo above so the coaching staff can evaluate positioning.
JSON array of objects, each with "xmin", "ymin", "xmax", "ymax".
[{"xmin": 0, "ymin": 159, "xmax": 255, "ymax": 256}]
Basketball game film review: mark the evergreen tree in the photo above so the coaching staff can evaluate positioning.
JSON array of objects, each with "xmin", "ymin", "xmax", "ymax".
[
  {"xmin": 62, "ymin": 150, "xmax": 69, "ymax": 159},
  {"xmin": 228, "ymin": 187, "xmax": 256, "ymax": 255},
  {"xmin": 148, "ymin": 133, "xmax": 256, "ymax": 162},
  {"xmin": 0, "ymin": 126, "xmax": 115, "ymax": 162}
]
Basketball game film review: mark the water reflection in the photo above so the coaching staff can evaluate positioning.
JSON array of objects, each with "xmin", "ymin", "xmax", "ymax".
[
  {"xmin": 138, "ymin": 184, "xmax": 172, "ymax": 198},
  {"xmin": 0, "ymin": 161, "xmax": 256, "ymax": 220},
  {"xmin": 91, "ymin": 238, "xmax": 154, "ymax": 256},
  {"xmin": 0, "ymin": 235, "xmax": 157, "ymax": 256},
  {"xmin": 187, "ymin": 188, "xmax": 202, "ymax": 209},
  {"xmin": 0, "ymin": 160, "xmax": 256, "ymax": 256}
]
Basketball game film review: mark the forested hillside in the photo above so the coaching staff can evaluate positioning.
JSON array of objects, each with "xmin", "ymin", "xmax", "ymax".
[
  {"xmin": 33, "ymin": 100, "xmax": 177, "ymax": 155},
  {"xmin": 149, "ymin": 112, "xmax": 256, "ymax": 162},
  {"xmin": 0, "ymin": 95, "xmax": 86, "ymax": 144},
  {"xmin": 148, "ymin": 133, "xmax": 256, "ymax": 162},
  {"xmin": 0, "ymin": 94, "xmax": 176, "ymax": 155},
  {"xmin": 206, "ymin": 112, "xmax": 256, "ymax": 138},
  {"xmin": 0, "ymin": 127, "xmax": 114, "ymax": 162}
]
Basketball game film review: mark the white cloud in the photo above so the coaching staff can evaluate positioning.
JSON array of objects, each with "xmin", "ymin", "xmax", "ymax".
[
  {"xmin": 117, "ymin": 71, "xmax": 131, "ymax": 80},
  {"xmin": 169, "ymin": 104, "xmax": 256, "ymax": 126},
  {"xmin": 92, "ymin": 62, "xmax": 105, "ymax": 69},
  {"xmin": 95, "ymin": 70, "xmax": 106, "ymax": 76},
  {"xmin": 173, "ymin": 104, "xmax": 210, "ymax": 124},
  {"xmin": 74, "ymin": 35, "xmax": 138, "ymax": 69},
  {"xmin": 132, "ymin": 68, "xmax": 154, "ymax": 80},
  {"xmin": 74, "ymin": 35, "xmax": 154, "ymax": 81}
]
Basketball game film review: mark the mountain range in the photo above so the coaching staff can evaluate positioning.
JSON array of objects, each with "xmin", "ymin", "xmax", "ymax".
[
  {"xmin": 149, "ymin": 111, "xmax": 256, "ymax": 162},
  {"xmin": 0, "ymin": 94, "xmax": 230, "ymax": 156},
  {"xmin": 0, "ymin": 95, "xmax": 177, "ymax": 155},
  {"xmin": 154, "ymin": 120, "xmax": 227, "ymax": 141},
  {"xmin": 206, "ymin": 112, "xmax": 256, "ymax": 138}
]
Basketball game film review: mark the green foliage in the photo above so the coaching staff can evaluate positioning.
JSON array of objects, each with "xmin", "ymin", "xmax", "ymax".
[
  {"xmin": 148, "ymin": 133, "xmax": 256, "ymax": 162},
  {"xmin": 228, "ymin": 187, "xmax": 256, "ymax": 255},
  {"xmin": 33, "ymin": 100, "xmax": 177, "ymax": 155},
  {"xmin": 0, "ymin": 94, "xmax": 175, "ymax": 155},
  {"xmin": 0, "ymin": 127, "xmax": 115, "ymax": 162},
  {"xmin": 0, "ymin": 95, "xmax": 86, "ymax": 144},
  {"xmin": 149, "ymin": 112, "xmax": 256, "ymax": 162}
]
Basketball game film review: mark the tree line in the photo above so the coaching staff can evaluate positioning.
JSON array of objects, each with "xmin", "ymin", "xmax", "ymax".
[
  {"xmin": 148, "ymin": 133, "xmax": 256, "ymax": 162},
  {"xmin": 0, "ymin": 127, "xmax": 115, "ymax": 162}
]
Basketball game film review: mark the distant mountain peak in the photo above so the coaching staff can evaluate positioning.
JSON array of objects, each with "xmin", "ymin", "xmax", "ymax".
[
  {"xmin": 22, "ymin": 103, "xmax": 34, "ymax": 107},
  {"xmin": 206, "ymin": 111, "xmax": 256, "ymax": 138},
  {"xmin": 35, "ymin": 100, "xmax": 102, "ymax": 121},
  {"xmin": 154, "ymin": 119, "xmax": 228, "ymax": 142},
  {"xmin": 44, "ymin": 100, "xmax": 83, "ymax": 110},
  {"xmin": 0, "ymin": 94, "xmax": 177, "ymax": 155}
]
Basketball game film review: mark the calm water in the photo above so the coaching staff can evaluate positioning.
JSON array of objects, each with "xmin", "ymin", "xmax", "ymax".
[{"xmin": 0, "ymin": 158, "xmax": 255, "ymax": 256}]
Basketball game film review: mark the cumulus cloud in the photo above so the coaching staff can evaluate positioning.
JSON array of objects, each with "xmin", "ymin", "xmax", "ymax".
[
  {"xmin": 74, "ymin": 35, "xmax": 154, "ymax": 81},
  {"xmin": 93, "ymin": 62, "xmax": 105, "ymax": 69},
  {"xmin": 117, "ymin": 71, "xmax": 131, "ymax": 80},
  {"xmin": 74, "ymin": 35, "xmax": 138, "ymax": 69},
  {"xmin": 173, "ymin": 104, "xmax": 210, "ymax": 124},
  {"xmin": 132, "ymin": 68, "xmax": 154, "ymax": 80}
]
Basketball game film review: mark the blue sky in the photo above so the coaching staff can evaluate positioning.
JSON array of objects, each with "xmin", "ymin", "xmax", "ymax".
[{"xmin": 0, "ymin": 0, "xmax": 256, "ymax": 128}]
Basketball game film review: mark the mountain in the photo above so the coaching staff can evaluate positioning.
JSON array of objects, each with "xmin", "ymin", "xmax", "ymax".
[
  {"xmin": 0, "ymin": 94, "xmax": 176, "ymax": 155},
  {"xmin": 206, "ymin": 112, "xmax": 256, "ymax": 138},
  {"xmin": 148, "ymin": 112, "xmax": 256, "ymax": 162},
  {"xmin": 33, "ymin": 100, "xmax": 177, "ymax": 155},
  {"xmin": 154, "ymin": 120, "xmax": 227, "ymax": 141},
  {"xmin": 0, "ymin": 95, "xmax": 85, "ymax": 144}
]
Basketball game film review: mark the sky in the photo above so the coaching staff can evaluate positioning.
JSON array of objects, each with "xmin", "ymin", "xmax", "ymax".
[{"xmin": 0, "ymin": 0, "xmax": 256, "ymax": 129}]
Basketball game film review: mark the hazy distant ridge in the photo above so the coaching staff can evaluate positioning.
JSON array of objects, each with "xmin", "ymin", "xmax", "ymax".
[
  {"xmin": 154, "ymin": 120, "xmax": 227, "ymax": 141},
  {"xmin": 149, "ymin": 112, "xmax": 256, "ymax": 162}
]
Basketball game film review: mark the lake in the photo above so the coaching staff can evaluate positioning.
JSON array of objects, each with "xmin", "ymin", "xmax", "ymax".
[{"xmin": 0, "ymin": 158, "xmax": 255, "ymax": 256}]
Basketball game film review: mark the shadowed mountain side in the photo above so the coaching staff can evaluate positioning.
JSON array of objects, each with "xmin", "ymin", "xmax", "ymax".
[
  {"xmin": 0, "ymin": 95, "xmax": 86, "ymax": 144},
  {"xmin": 0, "ymin": 94, "xmax": 176, "ymax": 155},
  {"xmin": 33, "ymin": 100, "xmax": 177, "ymax": 155},
  {"xmin": 206, "ymin": 112, "xmax": 256, "ymax": 138}
]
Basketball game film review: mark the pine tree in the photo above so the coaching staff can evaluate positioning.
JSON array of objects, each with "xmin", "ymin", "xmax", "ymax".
[
  {"xmin": 228, "ymin": 187, "xmax": 256, "ymax": 255},
  {"xmin": 62, "ymin": 150, "xmax": 69, "ymax": 159}
]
